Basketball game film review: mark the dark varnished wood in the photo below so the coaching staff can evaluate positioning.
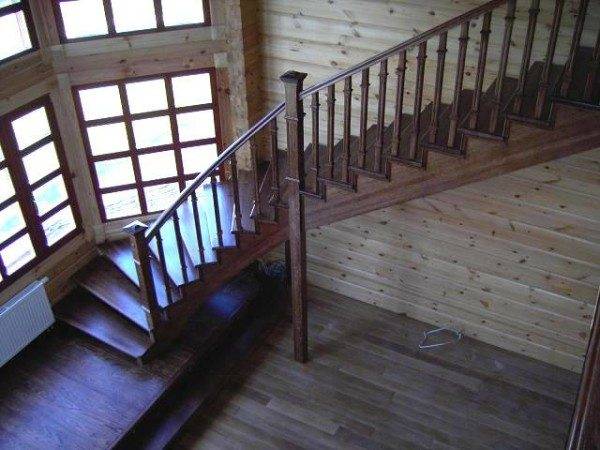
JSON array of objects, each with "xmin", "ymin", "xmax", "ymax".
[
  {"xmin": 567, "ymin": 288, "xmax": 600, "ymax": 450},
  {"xmin": 173, "ymin": 287, "xmax": 579, "ymax": 450}
]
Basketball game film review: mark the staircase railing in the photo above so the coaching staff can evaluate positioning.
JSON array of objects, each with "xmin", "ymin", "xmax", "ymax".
[{"xmin": 123, "ymin": 0, "xmax": 599, "ymax": 344}]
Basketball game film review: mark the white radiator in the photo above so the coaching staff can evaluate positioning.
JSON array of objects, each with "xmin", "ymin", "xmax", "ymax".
[{"xmin": 0, "ymin": 278, "xmax": 54, "ymax": 367}]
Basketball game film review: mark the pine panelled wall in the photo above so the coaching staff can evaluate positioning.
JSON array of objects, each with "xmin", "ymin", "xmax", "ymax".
[
  {"xmin": 257, "ymin": 0, "xmax": 600, "ymax": 146},
  {"xmin": 298, "ymin": 149, "xmax": 600, "ymax": 372}
]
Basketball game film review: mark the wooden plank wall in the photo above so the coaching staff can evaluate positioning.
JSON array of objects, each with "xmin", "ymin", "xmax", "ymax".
[
  {"xmin": 299, "ymin": 148, "xmax": 600, "ymax": 372},
  {"xmin": 256, "ymin": 0, "xmax": 600, "ymax": 147}
]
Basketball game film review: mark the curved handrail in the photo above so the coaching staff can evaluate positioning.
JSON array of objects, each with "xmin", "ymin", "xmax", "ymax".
[
  {"xmin": 145, "ymin": 0, "xmax": 507, "ymax": 241},
  {"xmin": 145, "ymin": 102, "xmax": 285, "ymax": 239},
  {"xmin": 300, "ymin": 0, "xmax": 508, "ymax": 99}
]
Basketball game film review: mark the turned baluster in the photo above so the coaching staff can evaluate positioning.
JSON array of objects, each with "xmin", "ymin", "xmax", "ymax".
[
  {"xmin": 358, "ymin": 68, "xmax": 370, "ymax": 169},
  {"xmin": 584, "ymin": 28, "xmax": 600, "ymax": 102},
  {"xmin": 342, "ymin": 77, "xmax": 353, "ymax": 182},
  {"xmin": 171, "ymin": 210, "xmax": 189, "ymax": 283},
  {"xmin": 469, "ymin": 11, "xmax": 492, "ymax": 130},
  {"xmin": 410, "ymin": 42, "xmax": 427, "ymax": 161},
  {"xmin": 448, "ymin": 22, "xmax": 469, "ymax": 148},
  {"xmin": 560, "ymin": 0, "xmax": 590, "ymax": 97},
  {"xmin": 310, "ymin": 92, "xmax": 321, "ymax": 192},
  {"xmin": 489, "ymin": 0, "xmax": 516, "ymax": 134},
  {"xmin": 190, "ymin": 190, "xmax": 205, "ymax": 265},
  {"xmin": 326, "ymin": 85, "xmax": 335, "ymax": 179},
  {"xmin": 249, "ymin": 138, "xmax": 262, "ymax": 221},
  {"xmin": 534, "ymin": 0, "xmax": 564, "ymax": 119},
  {"xmin": 392, "ymin": 50, "xmax": 407, "ymax": 157},
  {"xmin": 124, "ymin": 222, "xmax": 164, "ymax": 330},
  {"xmin": 513, "ymin": 0, "xmax": 540, "ymax": 114},
  {"xmin": 210, "ymin": 171, "xmax": 223, "ymax": 248},
  {"xmin": 269, "ymin": 118, "xmax": 281, "ymax": 206},
  {"xmin": 154, "ymin": 231, "xmax": 173, "ymax": 304},
  {"xmin": 430, "ymin": 32, "xmax": 448, "ymax": 145},
  {"xmin": 374, "ymin": 59, "xmax": 388, "ymax": 173},
  {"xmin": 229, "ymin": 154, "xmax": 244, "ymax": 234}
]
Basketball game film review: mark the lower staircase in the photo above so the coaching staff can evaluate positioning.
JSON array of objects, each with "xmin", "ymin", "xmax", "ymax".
[{"xmin": 56, "ymin": 0, "xmax": 600, "ymax": 364}]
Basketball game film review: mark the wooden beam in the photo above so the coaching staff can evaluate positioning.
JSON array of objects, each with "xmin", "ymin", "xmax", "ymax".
[{"xmin": 281, "ymin": 70, "xmax": 309, "ymax": 363}]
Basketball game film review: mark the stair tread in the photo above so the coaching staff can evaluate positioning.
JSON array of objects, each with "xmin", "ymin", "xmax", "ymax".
[
  {"xmin": 148, "ymin": 218, "xmax": 197, "ymax": 287},
  {"xmin": 55, "ymin": 289, "xmax": 153, "ymax": 360},
  {"xmin": 177, "ymin": 199, "xmax": 218, "ymax": 267},
  {"xmin": 73, "ymin": 257, "xmax": 150, "ymax": 331},
  {"xmin": 100, "ymin": 240, "xmax": 178, "ymax": 308}
]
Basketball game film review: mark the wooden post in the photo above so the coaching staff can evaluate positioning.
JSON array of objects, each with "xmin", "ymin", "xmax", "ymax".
[
  {"xmin": 281, "ymin": 71, "xmax": 309, "ymax": 363},
  {"xmin": 124, "ymin": 221, "xmax": 163, "ymax": 339}
]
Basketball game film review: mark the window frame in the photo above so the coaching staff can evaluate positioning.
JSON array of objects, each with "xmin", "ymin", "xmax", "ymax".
[
  {"xmin": 0, "ymin": 0, "xmax": 38, "ymax": 64},
  {"xmin": 73, "ymin": 67, "xmax": 223, "ymax": 223},
  {"xmin": 0, "ymin": 96, "xmax": 83, "ymax": 291},
  {"xmin": 52, "ymin": 0, "xmax": 211, "ymax": 44}
]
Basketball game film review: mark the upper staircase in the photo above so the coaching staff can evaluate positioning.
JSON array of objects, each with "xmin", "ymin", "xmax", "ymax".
[{"xmin": 56, "ymin": 0, "xmax": 600, "ymax": 363}]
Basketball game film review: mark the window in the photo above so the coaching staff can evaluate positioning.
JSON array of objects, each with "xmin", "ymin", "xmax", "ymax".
[
  {"xmin": 54, "ymin": 0, "xmax": 209, "ymax": 42},
  {"xmin": 0, "ymin": 0, "xmax": 37, "ymax": 63},
  {"xmin": 74, "ymin": 69, "xmax": 221, "ymax": 221},
  {"xmin": 0, "ymin": 97, "xmax": 82, "ymax": 289}
]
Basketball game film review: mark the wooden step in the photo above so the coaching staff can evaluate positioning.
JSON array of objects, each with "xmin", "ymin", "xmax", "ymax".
[
  {"xmin": 100, "ymin": 240, "xmax": 179, "ymax": 308},
  {"xmin": 148, "ymin": 218, "xmax": 198, "ymax": 286},
  {"xmin": 421, "ymin": 89, "xmax": 473, "ymax": 157},
  {"xmin": 55, "ymin": 289, "xmax": 153, "ymax": 362},
  {"xmin": 459, "ymin": 76, "xmax": 519, "ymax": 141},
  {"xmin": 177, "ymin": 199, "xmax": 218, "ymax": 267},
  {"xmin": 506, "ymin": 61, "xmax": 563, "ymax": 127},
  {"xmin": 73, "ymin": 257, "xmax": 150, "ymax": 331},
  {"xmin": 553, "ymin": 47, "xmax": 600, "ymax": 110}
]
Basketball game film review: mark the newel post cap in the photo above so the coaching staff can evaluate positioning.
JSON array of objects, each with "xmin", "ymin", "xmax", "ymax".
[
  {"xmin": 280, "ymin": 71, "xmax": 308, "ymax": 85},
  {"xmin": 123, "ymin": 220, "xmax": 149, "ymax": 236}
]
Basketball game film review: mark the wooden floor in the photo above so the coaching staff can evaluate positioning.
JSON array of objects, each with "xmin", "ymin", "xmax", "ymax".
[{"xmin": 173, "ymin": 286, "xmax": 581, "ymax": 450}]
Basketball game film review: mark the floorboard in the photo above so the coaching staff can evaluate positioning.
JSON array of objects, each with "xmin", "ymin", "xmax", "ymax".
[{"xmin": 173, "ymin": 286, "xmax": 580, "ymax": 450}]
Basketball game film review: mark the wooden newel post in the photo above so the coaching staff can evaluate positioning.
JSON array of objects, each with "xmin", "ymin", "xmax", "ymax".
[
  {"xmin": 124, "ymin": 221, "xmax": 162, "ymax": 338},
  {"xmin": 281, "ymin": 71, "xmax": 309, "ymax": 363}
]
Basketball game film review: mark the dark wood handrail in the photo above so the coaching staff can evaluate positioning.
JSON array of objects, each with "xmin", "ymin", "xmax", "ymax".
[
  {"xmin": 567, "ymin": 287, "xmax": 600, "ymax": 449},
  {"xmin": 144, "ymin": 0, "xmax": 507, "ymax": 241},
  {"xmin": 300, "ymin": 0, "xmax": 508, "ymax": 99},
  {"xmin": 145, "ymin": 102, "xmax": 285, "ymax": 240}
]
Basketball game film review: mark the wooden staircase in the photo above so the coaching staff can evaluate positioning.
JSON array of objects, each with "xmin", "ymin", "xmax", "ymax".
[{"xmin": 56, "ymin": 0, "xmax": 600, "ymax": 365}]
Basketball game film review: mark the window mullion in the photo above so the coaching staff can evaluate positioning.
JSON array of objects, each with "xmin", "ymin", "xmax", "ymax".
[
  {"xmin": 0, "ymin": 116, "xmax": 47, "ymax": 255},
  {"xmin": 118, "ymin": 83, "xmax": 148, "ymax": 214},
  {"xmin": 102, "ymin": 0, "xmax": 116, "ymax": 35},
  {"xmin": 165, "ymin": 76, "xmax": 186, "ymax": 191}
]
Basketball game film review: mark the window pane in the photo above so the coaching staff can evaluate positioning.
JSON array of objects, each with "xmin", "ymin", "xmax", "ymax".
[
  {"xmin": 145, "ymin": 183, "xmax": 179, "ymax": 212},
  {"xmin": 59, "ymin": 0, "xmax": 108, "ymax": 39},
  {"xmin": 0, "ymin": 202, "xmax": 25, "ymax": 243},
  {"xmin": 162, "ymin": 0, "xmax": 205, "ymax": 26},
  {"xmin": 33, "ymin": 176, "xmax": 68, "ymax": 216},
  {"xmin": 177, "ymin": 110, "xmax": 215, "ymax": 142},
  {"xmin": 1, "ymin": 234, "xmax": 35, "ymax": 275},
  {"xmin": 103, "ymin": 189, "xmax": 141, "ymax": 219},
  {"xmin": 0, "ymin": 142, "xmax": 4, "ymax": 163},
  {"xmin": 132, "ymin": 115, "xmax": 172, "ymax": 148},
  {"xmin": 95, "ymin": 157, "xmax": 135, "ymax": 188},
  {"xmin": 79, "ymin": 85, "xmax": 123, "ymax": 121},
  {"xmin": 22, "ymin": 142, "xmax": 60, "ymax": 184},
  {"xmin": 12, "ymin": 107, "xmax": 50, "ymax": 150},
  {"xmin": 181, "ymin": 144, "xmax": 217, "ymax": 175},
  {"xmin": 87, "ymin": 122, "xmax": 129, "ymax": 155},
  {"xmin": 0, "ymin": 1, "xmax": 21, "ymax": 8},
  {"xmin": 172, "ymin": 73, "xmax": 212, "ymax": 107},
  {"xmin": 0, "ymin": 10, "xmax": 31, "ymax": 61},
  {"xmin": 139, "ymin": 150, "xmax": 176, "ymax": 181},
  {"xmin": 0, "ymin": 168, "xmax": 15, "ymax": 204},
  {"xmin": 126, "ymin": 79, "xmax": 168, "ymax": 114},
  {"xmin": 111, "ymin": 0, "xmax": 156, "ymax": 33},
  {"xmin": 43, "ymin": 206, "xmax": 76, "ymax": 246}
]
